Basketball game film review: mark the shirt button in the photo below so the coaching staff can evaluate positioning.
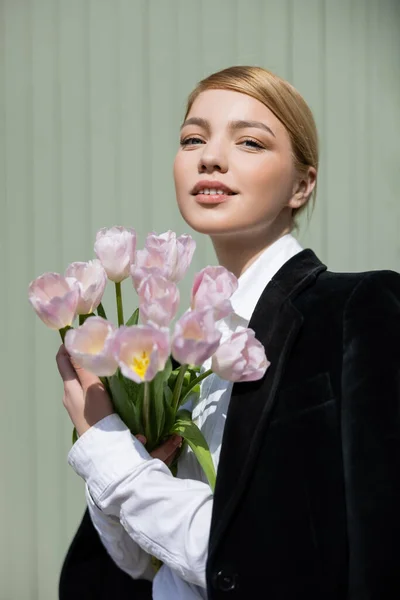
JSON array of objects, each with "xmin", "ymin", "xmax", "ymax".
[{"xmin": 214, "ymin": 570, "xmax": 238, "ymax": 591}]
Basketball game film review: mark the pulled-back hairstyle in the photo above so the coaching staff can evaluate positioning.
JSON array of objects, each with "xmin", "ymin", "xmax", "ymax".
[{"xmin": 184, "ymin": 66, "xmax": 319, "ymax": 224}]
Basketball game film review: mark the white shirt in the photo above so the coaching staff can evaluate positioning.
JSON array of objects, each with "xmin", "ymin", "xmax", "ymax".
[{"xmin": 68, "ymin": 233, "xmax": 303, "ymax": 599}]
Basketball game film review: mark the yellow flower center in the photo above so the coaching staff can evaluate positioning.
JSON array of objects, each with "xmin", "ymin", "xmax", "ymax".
[{"xmin": 132, "ymin": 351, "xmax": 150, "ymax": 379}]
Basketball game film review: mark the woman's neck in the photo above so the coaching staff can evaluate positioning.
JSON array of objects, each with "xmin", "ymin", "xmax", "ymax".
[{"xmin": 211, "ymin": 225, "xmax": 292, "ymax": 278}]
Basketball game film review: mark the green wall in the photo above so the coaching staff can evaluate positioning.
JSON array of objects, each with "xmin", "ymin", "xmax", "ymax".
[{"xmin": 0, "ymin": 0, "xmax": 399, "ymax": 598}]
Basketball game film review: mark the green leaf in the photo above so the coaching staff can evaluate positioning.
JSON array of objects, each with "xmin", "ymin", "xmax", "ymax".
[
  {"xmin": 125, "ymin": 308, "xmax": 139, "ymax": 327},
  {"xmin": 179, "ymin": 383, "xmax": 201, "ymax": 408},
  {"xmin": 170, "ymin": 409, "xmax": 216, "ymax": 491},
  {"xmin": 72, "ymin": 427, "xmax": 78, "ymax": 445},
  {"xmin": 133, "ymin": 381, "xmax": 145, "ymax": 426},
  {"xmin": 179, "ymin": 368, "xmax": 213, "ymax": 405},
  {"xmin": 163, "ymin": 383, "xmax": 174, "ymax": 408},
  {"xmin": 167, "ymin": 368, "xmax": 180, "ymax": 390},
  {"xmin": 97, "ymin": 302, "xmax": 107, "ymax": 320},
  {"xmin": 79, "ymin": 312, "xmax": 96, "ymax": 326},
  {"xmin": 117, "ymin": 372, "xmax": 144, "ymax": 430},
  {"xmin": 163, "ymin": 383, "xmax": 173, "ymax": 405},
  {"xmin": 162, "ymin": 357, "xmax": 173, "ymax": 382},
  {"xmin": 150, "ymin": 375, "xmax": 166, "ymax": 441},
  {"xmin": 147, "ymin": 359, "xmax": 173, "ymax": 446},
  {"xmin": 161, "ymin": 384, "xmax": 175, "ymax": 438},
  {"xmin": 188, "ymin": 365, "xmax": 201, "ymax": 380},
  {"xmin": 156, "ymin": 403, "xmax": 166, "ymax": 443},
  {"xmin": 59, "ymin": 325, "xmax": 73, "ymax": 343},
  {"xmin": 164, "ymin": 363, "xmax": 203, "ymax": 418},
  {"xmin": 108, "ymin": 372, "xmax": 143, "ymax": 434},
  {"xmin": 118, "ymin": 369, "xmax": 142, "ymax": 401}
]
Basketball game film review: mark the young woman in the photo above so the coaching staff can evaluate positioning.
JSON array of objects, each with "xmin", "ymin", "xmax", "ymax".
[{"xmin": 57, "ymin": 66, "xmax": 400, "ymax": 600}]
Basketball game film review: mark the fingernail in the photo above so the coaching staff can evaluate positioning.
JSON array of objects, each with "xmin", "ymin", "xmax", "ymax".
[{"xmin": 171, "ymin": 434, "xmax": 183, "ymax": 447}]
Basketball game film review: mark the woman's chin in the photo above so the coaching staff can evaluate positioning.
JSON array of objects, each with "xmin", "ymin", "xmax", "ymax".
[
  {"xmin": 177, "ymin": 197, "xmax": 241, "ymax": 235},
  {"xmin": 181, "ymin": 216, "xmax": 244, "ymax": 237}
]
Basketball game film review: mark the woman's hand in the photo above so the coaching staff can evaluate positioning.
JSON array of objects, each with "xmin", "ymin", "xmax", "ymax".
[
  {"xmin": 56, "ymin": 344, "xmax": 183, "ymax": 463},
  {"xmin": 136, "ymin": 433, "xmax": 183, "ymax": 466},
  {"xmin": 56, "ymin": 344, "xmax": 114, "ymax": 436}
]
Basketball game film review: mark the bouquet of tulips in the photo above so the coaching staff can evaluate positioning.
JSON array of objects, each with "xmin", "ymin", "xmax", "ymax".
[{"xmin": 28, "ymin": 227, "xmax": 269, "ymax": 491}]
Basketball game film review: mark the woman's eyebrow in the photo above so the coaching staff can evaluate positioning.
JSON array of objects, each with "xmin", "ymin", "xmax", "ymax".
[
  {"xmin": 180, "ymin": 117, "xmax": 276, "ymax": 138},
  {"xmin": 230, "ymin": 120, "xmax": 276, "ymax": 137},
  {"xmin": 180, "ymin": 117, "xmax": 209, "ymax": 131}
]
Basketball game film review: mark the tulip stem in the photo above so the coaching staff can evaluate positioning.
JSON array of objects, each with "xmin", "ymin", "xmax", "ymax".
[
  {"xmin": 143, "ymin": 382, "xmax": 151, "ymax": 443},
  {"xmin": 115, "ymin": 282, "xmax": 124, "ymax": 326},
  {"xmin": 172, "ymin": 364, "xmax": 188, "ymax": 413},
  {"xmin": 180, "ymin": 369, "xmax": 213, "ymax": 405}
]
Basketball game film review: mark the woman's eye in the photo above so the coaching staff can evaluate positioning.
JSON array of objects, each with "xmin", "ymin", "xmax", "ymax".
[
  {"xmin": 240, "ymin": 138, "xmax": 264, "ymax": 149},
  {"xmin": 180, "ymin": 137, "xmax": 204, "ymax": 146}
]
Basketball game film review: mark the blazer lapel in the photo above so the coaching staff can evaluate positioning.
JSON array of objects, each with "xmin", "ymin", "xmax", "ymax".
[{"xmin": 208, "ymin": 249, "xmax": 327, "ymax": 557}]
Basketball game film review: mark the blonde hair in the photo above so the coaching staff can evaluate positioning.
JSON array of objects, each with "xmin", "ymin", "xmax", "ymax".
[{"xmin": 184, "ymin": 66, "xmax": 319, "ymax": 223}]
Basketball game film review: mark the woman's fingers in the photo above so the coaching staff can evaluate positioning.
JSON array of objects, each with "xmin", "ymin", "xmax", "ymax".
[
  {"xmin": 135, "ymin": 434, "xmax": 183, "ymax": 465},
  {"xmin": 150, "ymin": 435, "xmax": 183, "ymax": 465},
  {"xmin": 57, "ymin": 347, "xmax": 183, "ymax": 455},
  {"xmin": 56, "ymin": 344, "xmax": 78, "ymax": 383},
  {"xmin": 56, "ymin": 344, "xmax": 113, "ymax": 435},
  {"xmin": 56, "ymin": 344, "xmax": 102, "ymax": 392}
]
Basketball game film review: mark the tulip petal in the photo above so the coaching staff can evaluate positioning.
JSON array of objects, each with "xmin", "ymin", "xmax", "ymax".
[
  {"xmin": 138, "ymin": 274, "xmax": 180, "ymax": 327},
  {"xmin": 64, "ymin": 316, "xmax": 118, "ymax": 376},
  {"xmin": 211, "ymin": 328, "xmax": 270, "ymax": 382},
  {"xmin": 28, "ymin": 272, "xmax": 80, "ymax": 330},
  {"xmin": 172, "ymin": 309, "xmax": 221, "ymax": 366},
  {"xmin": 65, "ymin": 259, "xmax": 107, "ymax": 315},
  {"xmin": 191, "ymin": 266, "xmax": 238, "ymax": 321},
  {"xmin": 94, "ymin": 226, "xmax": 137, "ymax": 283},
  {"xmin": 112, "ymin": 324, "xmax": 170, "ymax": 383},
  {"xmin": 131, "ymin": 230, "xmax": 196, "ymax": 289}
]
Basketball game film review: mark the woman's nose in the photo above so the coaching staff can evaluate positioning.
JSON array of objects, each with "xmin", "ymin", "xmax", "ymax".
[{"xmin": 198, "ymin": 142, "xmax": 228, "ymax": 174}]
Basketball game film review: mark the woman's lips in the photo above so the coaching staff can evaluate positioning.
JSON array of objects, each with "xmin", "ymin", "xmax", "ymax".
[
  {"xmin": 194, "ymin": 192, "xmax": 235, "ymax": 204},
  {"xmin": 191, "ymin": 181, "xmax": 237, "ymax": 195}
]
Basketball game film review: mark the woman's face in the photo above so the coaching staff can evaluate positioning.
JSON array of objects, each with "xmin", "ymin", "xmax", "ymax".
[{"xmin": 173, "ymin": 89, "xmax": 310, "ymax": 240}]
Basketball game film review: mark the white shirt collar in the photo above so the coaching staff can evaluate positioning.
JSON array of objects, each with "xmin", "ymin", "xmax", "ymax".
[{"xmin": 230, "ymin": 233, "xmax": 303, "ymax": 323}]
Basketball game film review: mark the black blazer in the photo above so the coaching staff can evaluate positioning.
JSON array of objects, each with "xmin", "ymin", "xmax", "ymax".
[{"xmin": 59, "ymin": 249, "xmax": 400, "ymax": 600}]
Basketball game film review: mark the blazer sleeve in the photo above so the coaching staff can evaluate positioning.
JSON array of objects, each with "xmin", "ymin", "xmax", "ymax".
[
  {"xmin": 59, "ymin": 507, "xmax": 153, "ymax": 600},
  {"xmin": 341, "ymin": 270, "xmax": 400, "ymax": 599}
]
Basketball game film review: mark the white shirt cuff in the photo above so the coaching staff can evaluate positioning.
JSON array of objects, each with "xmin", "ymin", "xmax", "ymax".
[{"xmin": 68, "ymin": 413, "xmax": 151, "ymax": 503}]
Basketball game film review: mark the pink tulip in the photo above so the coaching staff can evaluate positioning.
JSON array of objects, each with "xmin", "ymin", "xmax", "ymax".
[
  {"xmin": 211, "ymin": 329, "xmax": 270, "ymax": 382},
  {"xmin": 171, "ymin": 309, "xmax": 221, "ymax": 366},
  {"xmin": 28, "ymin": 272, "xmax": 80, "ymax": 330},
  {"xmin": 131, "ymin": 230, "xmax": 195, "ymax": 290},
  {"xmin": 191, "ymin": 266, "xmax": 238, "ymax": 321},
  {"xmin": 65, "ymin": 259, "xmax": 107, "ymax": 315},
  {"xmin": 131, "ymin": 249, "xmax": 165, "ymax": 290},
  {"xmin": 112, "ymin": 324, "xmax": 170, "ymax": 383},
  {"xmin": 138, "ymin": 274, "xmax": 180, "ymax": 328},
  {"xmin": 64, "ymin": 317, "xmax": 118, "ymax": 376},
  {"xmin": 94, "ymin": 226, "xmax": 137, "ymax": 283}
]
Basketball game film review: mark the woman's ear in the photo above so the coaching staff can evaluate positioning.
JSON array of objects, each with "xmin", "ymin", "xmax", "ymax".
[{"xmin": 288, "ymin": 166, "xmax": 317, "ymax": 209}]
